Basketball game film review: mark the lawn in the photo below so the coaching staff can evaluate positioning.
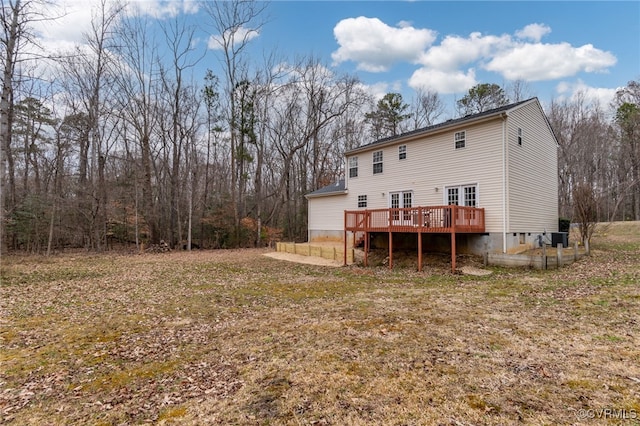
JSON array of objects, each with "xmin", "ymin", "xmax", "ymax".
[{"xmin": 1, "ymin": 223, "xmax": 639, "ymax": 425}]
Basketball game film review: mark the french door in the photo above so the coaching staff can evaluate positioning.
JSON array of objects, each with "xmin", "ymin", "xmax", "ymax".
[{"xmin": 390, "ymin": 191, "xmax": 413, "ymax": 221}]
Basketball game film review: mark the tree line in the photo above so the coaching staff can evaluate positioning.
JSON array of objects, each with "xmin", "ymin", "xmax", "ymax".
[{"xmin": 1, "ymin": 0, "xmax": 638, "ymax": 254}]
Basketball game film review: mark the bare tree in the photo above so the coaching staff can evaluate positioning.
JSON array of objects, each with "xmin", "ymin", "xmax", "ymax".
[
  {"xmin": 269, "ymin": 58, "xmax": 366, "ymax": 240},
  {"xmin": 1, "ymin": 0, "xmax": 57, "ymax": 251},
  {"xmin": 573, "ymin": 182, "xmax": 599, "ymax": 254},
  {"xmin": 57, "ymin": 0, "xmax": 122, "ymax": 250},
  {"xmin": 409, "ymin": 88, "xmax": 445, "ymax": 129},
  {"xmin": 157, "ymin": 16, "xmax": 204, "ymax": 248},
  {"xmin": 505, "ymin": 79, "xmax": 534, "ymax": 102},
  {"xmin": 203, "ymin": 0, "xmax": 267, "ymax": 245},
  {"xmin": 113, "ymin": 12, "xmax": 161, "ymax": 245}
]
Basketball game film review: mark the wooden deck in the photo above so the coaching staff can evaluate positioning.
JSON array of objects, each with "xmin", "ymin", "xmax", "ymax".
[{"xmin": 343, "ymin": 205, "xmax": 486, "ymax": 272}]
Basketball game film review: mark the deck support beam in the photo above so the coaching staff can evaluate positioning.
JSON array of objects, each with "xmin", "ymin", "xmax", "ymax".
[
  {"xmin": 417, "ymin": 231, "xmax": 423, "ymax": 272},
  {"xmin": 451, "ymin": 232, "xmax": 456, "ymax": 273},
  {"xmin": 343, "ymin": 211, "xmax": 347, "ymax": 266},
  {"xmin": 388, "ymin": 232, "xmax": 393, "ymax": 269},
  {"xmin": 364, "ymin": 232, "xmax": 369, "ymax": 267}
]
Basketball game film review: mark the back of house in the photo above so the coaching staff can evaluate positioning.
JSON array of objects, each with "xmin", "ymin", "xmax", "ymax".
[{"xmin": 306, "ymin": 97, "xmax": 558, "ymax": 255}]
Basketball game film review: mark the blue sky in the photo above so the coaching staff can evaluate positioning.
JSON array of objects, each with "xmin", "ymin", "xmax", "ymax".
[{"xmin": 41, "ymin": 1, "xmax": 640, "ymax": 117}]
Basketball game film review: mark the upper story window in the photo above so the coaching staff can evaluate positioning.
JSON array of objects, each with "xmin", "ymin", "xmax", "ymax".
[
  {"xmin": 455, "ymin": 131, "xmax": 466, "ymax": 149},
  {"xmin": 357, "ymin": 195, "xmax": 367, "ymax": 208},
  {"xmin": 517, "ymin": 128, "xmax": 523, "ymax": 146},
  {"xmin": 373, "ymin": 150, "xmax": 383, "ymax": 174},
  {"xmin": 398, "ymin": 145, "xmax": 407, "ymax": 160},
  {"xmin": 349, "ymin": 156, "xmax": 358, "ymax": 178}
]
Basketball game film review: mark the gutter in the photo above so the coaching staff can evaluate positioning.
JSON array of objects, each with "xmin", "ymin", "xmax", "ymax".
[
  {"xmin": 304, "ymin": 190, "xmax": 348, "ymax": 200},
  {"xmin": 501, "ymin": 112, "xmax": 508, "ymax": 254}
]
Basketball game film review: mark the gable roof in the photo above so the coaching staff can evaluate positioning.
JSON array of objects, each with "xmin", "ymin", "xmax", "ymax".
[
  {"xmin": 305, "ymin": 179, "xmax": 347, "ymax": 199},
  {"xmin": 346, "ymin": 97, "xmax": 539, "ymax": 155}
]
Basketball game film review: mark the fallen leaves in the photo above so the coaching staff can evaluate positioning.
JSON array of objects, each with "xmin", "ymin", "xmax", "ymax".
[{"xmin": 0, "ymin": 230, "xmax": 638, "ymax": 424}]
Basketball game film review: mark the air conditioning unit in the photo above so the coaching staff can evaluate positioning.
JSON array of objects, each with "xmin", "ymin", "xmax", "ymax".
[{"xmin": 551, "ymin": 232, "xmax": 569, "ymax": 248}]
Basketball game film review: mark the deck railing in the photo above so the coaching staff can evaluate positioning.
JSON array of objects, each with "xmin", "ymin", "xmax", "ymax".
[{"xmin": 345, "ymin": 205, "xmax": 485, "ymax": 234}]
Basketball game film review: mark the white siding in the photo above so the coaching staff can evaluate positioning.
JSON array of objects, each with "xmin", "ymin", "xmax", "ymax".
[
  {"xmin": 307, "ymin": 194, "xmax": 348, "ymax": 233},
  {"xmin": 507, "ymin": 101, "xmax": 558, "ymax": 233},
  {"xmin": 346, "ymin": 118, "xmax": 506, "ymax": 232}
]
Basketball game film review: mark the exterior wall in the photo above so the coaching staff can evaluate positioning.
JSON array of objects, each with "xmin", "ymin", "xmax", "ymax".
[
  {"xmin": 307, "ymin": 194, "xmax": 347, "ymax": 242},
  {"xmin": 506, "ymin": 101, "xmax": 559, "ymax": 234},
  {"xmin": 345, "ymin": 117, "xmax": 505, "ymax": 233}
]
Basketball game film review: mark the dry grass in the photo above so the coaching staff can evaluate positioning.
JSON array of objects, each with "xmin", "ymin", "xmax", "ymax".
[{"xmin": 1, "ymin": 223, "xmax": 639, "ymax": 425}]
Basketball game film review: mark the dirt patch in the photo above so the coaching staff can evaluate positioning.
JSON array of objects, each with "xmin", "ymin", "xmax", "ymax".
[
  {"xmin": 263, "ymin": 251, "xmax": 342, "ymax": 267},
  {"xmin": 460, "ymin": 265, "xmax": 493, "ymax": 276}
]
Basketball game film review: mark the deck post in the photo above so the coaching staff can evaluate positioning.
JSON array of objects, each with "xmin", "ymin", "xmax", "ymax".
[
  {"xmin": 451, "ymin": 206, "xmax": 457, "ymax": 273},
  {"xmin": 451, "ymin": 232, "xmax": 456, "ymax": 273},
  {"xmin": 364, "ymin": 232, "xmax": 369, "ymax": 267},
  {"xmin": 388, "ymin": 231, "xmax": 393, "ymax": 269},
  {"xmin": 418, "ymin": 231, "xmax": 423, "ymax": 272},
  {"xmin": 343, "ymin": 211, "xmax": 347, "ymax": 266}
]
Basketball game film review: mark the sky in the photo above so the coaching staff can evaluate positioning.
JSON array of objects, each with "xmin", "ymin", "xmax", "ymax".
[{"xmin": 37, "ymin": 0, "xmax": 640, "ymax": 118}]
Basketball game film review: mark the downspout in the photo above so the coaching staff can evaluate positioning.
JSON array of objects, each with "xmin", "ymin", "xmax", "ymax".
[{"xmin": 501, "ymin": 113, "xmax": 508, "ymax": 254}]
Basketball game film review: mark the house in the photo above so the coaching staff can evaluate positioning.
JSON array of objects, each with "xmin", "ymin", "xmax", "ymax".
[{"xmin": 305, "ymin": 97, "xmax": 559, "ymax": 270}]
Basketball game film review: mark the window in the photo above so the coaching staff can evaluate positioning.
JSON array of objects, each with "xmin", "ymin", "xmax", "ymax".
[
  {"xmin": 373, "ymin": 150, "xmax": 383, "ymax": 174},
  {"xmin": 446, "ymin": 184, "xmax": 477, "ymax": 206},
  {"xmin": 398, "ymin": 145, "xmax": 407, "ymax": 160},
  {"xmin": 447, "ymin": 187, "xmax": 459, "ymax": 206},
  {"xmin": 517, "ymin": 127, "xmax": 523, "ymax": 146},
  {"xmin": 357, "ymin": 195, "xmax": 367, "ymax": 208},
  {"xmin": 464, "ymin": 185, "xmax": 477, "ymax": 207},
  {"xmin": 349, "ymin": 156, "xmax": 358, "ymax": 178},
  {"xmin": 455, "ymin": 131, "xmax": 466, "ymax": 149}
]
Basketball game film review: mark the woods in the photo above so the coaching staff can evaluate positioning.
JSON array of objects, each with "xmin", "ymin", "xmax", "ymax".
[{"xmin": 1, "ymin": 0, "xmax": 639, "ymax": 254}]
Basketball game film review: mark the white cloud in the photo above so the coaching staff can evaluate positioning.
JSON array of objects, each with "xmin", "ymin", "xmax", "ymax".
[
  {"xmin": 418, "ymin": 32, "xmax": 510, "ymax": 71},
  {"xmin": 208, "ymin": 26, "xmax": 260, "ymax": 50},
  {"xmin": 332, "ymin": 16, "xmax": 618, "ymax": 95},
  {"xmin": 126, "ymin": 0, "xmax": 201, "ymax": 19},
  {"xmin": 34, "ymin": 0, "xmax": 201, "ymax": 49},
  {"xmin": 515, "ymin": 23, "xmax": 551, "ymax": 42},
  {"xmin": 33, "ymin": 1, "xmax": 92, "ymax": 43},
  {"xmin": 486, "ymin": 42, "xmax": 617, "ymax": 81},
  {"xmin": 555, "ymin": 80, "xmax": 619, "ymax": 110},
  {"xmin": 331, "ymin": 16, "xmax": 437, "ymax": 72},
  {"xmin": 408, "ymin": 68, "xmax": 477, "ymax": 94}
]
